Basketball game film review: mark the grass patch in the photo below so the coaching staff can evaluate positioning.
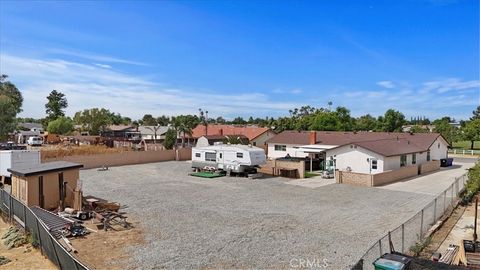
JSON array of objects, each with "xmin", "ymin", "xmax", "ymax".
[
  {"xmin": 452, "ymin": 140, "xmax": 480, "ymax": 150},
  {"xmin": 409, "ymin": 236, "xmax": 432, "ymax": 256},
  {"xmin": 305, "ymin": 172, "xmax": 321, "ymax": 178}
]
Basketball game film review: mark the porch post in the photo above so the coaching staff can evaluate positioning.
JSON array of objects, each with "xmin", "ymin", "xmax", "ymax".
[{"xmin": 310, "ymin": 154, "xmax": 313, "ymax": 172}]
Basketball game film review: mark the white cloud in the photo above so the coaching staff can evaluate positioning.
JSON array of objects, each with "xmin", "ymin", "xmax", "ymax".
[
  {"xmin": 0, "ymin": 53, "xmax": 300, "ymax": 119},
  {"xmin": 272, "ymin": 88, "xmax": 303, "ymax": 94},
  {"xmin": 93, "ymin": 63, "xmax": 112, "ymax": 69},
  {"xmin": 342, "ymin": 78, "xmax": 479, "ymax": 120},
  {"xmin": 376, "ymin": 80, "xmax": 395, "ymax": 89}
]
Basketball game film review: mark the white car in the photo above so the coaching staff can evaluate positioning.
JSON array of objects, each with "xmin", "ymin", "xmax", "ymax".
[{"xmin": 27, "ymin": 136, "xmax": 43, "ymax": 146}]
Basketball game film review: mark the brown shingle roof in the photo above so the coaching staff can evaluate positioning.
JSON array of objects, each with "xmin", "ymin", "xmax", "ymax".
[{"xmin": 267, "ymin": 130, "xmax": 447, "ymax": 157}]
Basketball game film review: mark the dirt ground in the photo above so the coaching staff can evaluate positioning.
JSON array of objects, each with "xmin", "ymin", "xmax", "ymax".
[
  {"xmin": 70, "ymin": 217, "xmax": 144, "ymax": 270},
  {"xmin": 0, "ymin": 218, "xmax": 56, "ymax": 270},
  {"xmin": 421, "ymin": 195, "xmax": 479, "ymax": 259}
]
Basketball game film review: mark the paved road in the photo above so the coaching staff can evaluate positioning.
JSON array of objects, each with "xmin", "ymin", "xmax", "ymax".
[
  {"xmin": 377, "ymin": 161, "xmax": 475, "ymax": 195},
  {"xmin": 80, "ymin": 161, "xmax": 437, "ymax": 270}
]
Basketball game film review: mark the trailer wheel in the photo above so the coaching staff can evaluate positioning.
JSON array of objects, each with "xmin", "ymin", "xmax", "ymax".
[{"xmin": 79, "ymin": 213, "xmax": 87, "ymax": 220}]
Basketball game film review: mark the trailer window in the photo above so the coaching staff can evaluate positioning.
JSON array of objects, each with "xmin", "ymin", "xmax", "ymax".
[
  {"xmin": 205, "ymin": 152, "xmax": 216, "ymax": 161},
  {"xmin": 236, "ymin": 152, "xmax": 243, "ymax": 158},
  {"xmin": 195, "ymin": 153, "xmax": 201, "ymax": 158}
]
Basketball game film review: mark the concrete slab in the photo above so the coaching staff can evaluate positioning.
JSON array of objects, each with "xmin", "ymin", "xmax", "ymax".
[
  {"xmin": 377, "ymin": 162, "xmax": 474, "ymax": 196},
  {"xmin": 283, "ymin": 176, "xmax": 336, "ymax": 188}
]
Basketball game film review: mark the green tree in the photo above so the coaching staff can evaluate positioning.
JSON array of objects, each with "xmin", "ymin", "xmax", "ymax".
[
  {"xmin": 231, "ymin": 117, "xmax": 247, "ymax": 125},
  {"xmin": 310, "ymin": 112, "xmax": 339, "ymax": 131},
  {"xmin": 163, "ymin": 128, "xmax": 177, "ymax": 150},
  {"xmin": 142, "ymin": 114, "xmax": 157, "ymax": 126},
  {"xmin": 73, "ymin": 108, "xmax": 112, "ymax": 135},
  {"xmin": 46, "ymin": 117, "xmax": 74, "ymax": 135},
  {"xmin": 433, "ymin": 118, "xmax": 458, "ymax": 144},
  {"xmin": 462, "ymin": 119, "xmax": 480, "ymax": 150},
  {"xmin": 335, "ymin": 106, "xmax": 353, "ymax": 131},
  {"xmin": 0, "ymin": 75, "xmax": 23, "ymax": 139},
  {"xmin": 156, "ymin": 115, "xmax": 170, "ymax": 126},
  {"xmin": 381, "ymin": 109, "xmax": 406, "ymax": 132},
  {"xmin": 215, "ymin": 116, "xmax": 226, "ymax": 124},
  {"xmin": 45, "ymin": 90, "xmax": 68, "ymax": 122},
  {"xmin": 173, "ymin": 115, "xmax": 198, "ymax": 147},
  {"xmin": 471, "ymin": 106, "xmax": 480, "ymax": 121},
  {"xmin": 410, "ymin": 125, "xmax": 429, "ymax": 133},
  {"xmin": 355, "ymin": 114, "xmax": 377, "ymax": 131}
]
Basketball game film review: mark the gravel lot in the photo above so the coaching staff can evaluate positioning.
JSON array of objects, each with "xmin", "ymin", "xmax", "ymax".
[{"xmin": 81, "ymin": 161, "xmax": 437, "ymax": 269}]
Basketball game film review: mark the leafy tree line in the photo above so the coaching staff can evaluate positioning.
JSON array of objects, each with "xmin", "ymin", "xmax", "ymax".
[{"xmin": 1, "ymin": 74, "xmax": 478, "ymax": 149}]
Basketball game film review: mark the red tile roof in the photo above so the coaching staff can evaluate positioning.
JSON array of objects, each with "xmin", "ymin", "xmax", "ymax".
[{"xmin": 192, "ymin": 124, "xmax": 271, "ymax": 141}]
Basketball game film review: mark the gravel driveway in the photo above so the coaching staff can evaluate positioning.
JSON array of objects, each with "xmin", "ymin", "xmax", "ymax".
[{"xmin": 81, "ymin": 161, "xmax": 437, "ymax": 269}]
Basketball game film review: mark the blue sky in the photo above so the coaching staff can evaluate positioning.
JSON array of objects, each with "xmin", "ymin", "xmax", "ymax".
[{"xmin": 0, "ymin": 0, "xmax": 479, "ymax": 120}]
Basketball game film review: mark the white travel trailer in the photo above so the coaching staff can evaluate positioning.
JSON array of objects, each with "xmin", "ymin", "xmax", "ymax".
[
  {"xmin": 0, "ymin": 150, "xmax": 41, "ymax": 184},
  {"xmin": 191, "ymin": 144, "xmax": 266, "ymax": 173}
]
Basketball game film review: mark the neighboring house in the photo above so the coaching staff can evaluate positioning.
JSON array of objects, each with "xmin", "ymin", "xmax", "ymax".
[
  {"xmin": 16, "ymin": 130, "xmax": 42, "ymax": 144},
  {"xmin": 138, "ymin": 126, "xmax": 170, "ymax": 141},
  {"xmin": 402, "ymin": 125, "xmax": 435, "ymax": 132},
  {"xmin": 18, "ymin": 122, "xmax": 44, "ymax": 133},
  {"xmin": 101, "ymin": 125, "xmax": 141, "ymax": 140},
  {"xmin": 191, "ymin": 124, "xmax": 276, "ymax": 146},
  {"xmin": 196, "ymin": 134, "xmax": 249, "ymax": 147},
  {"xmin": 267, "ymin": 131, "xmax": 449, "ymax": 175}
]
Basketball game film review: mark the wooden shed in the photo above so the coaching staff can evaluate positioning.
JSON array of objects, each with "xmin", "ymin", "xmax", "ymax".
[{"xmin": 8, "ymin": 161, "xmax": 83, "ymax": 210}]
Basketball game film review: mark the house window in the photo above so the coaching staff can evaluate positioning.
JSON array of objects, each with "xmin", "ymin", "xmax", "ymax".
[
  {"xmin": 237, "ymin": 153, "xmax": 243, "ymax": 158},
  {"xmin": 400, "ymin": 155, "xmax": 407, "ymax": 167},
  {"xmin": 253, "ymin": 142, "xmax": 256, "ymax": 146},
  {"xmin": 438, "ymin": 143, "xmax": 440, "ymax": 149},
  {"xmin": 371, "ymin": 159, "xmax": 378, "ymax": 170},
  {"xmin": 195, "ymin": 153, "xmax": 201, "ymax": 158},
  {"xmin": 427, "ymin": 150, "xmax": 431, "ymax": 161},
  {"xmin": 205, "ymin": 152, "xmax": 216, "ymax": 162},
  {"xmin": 275, "ymin": 145, "xmax": 287, "ymax": 151},
  {"xmin": 412, "ymin": 153, "xmax": 416, "ymax": 165}
]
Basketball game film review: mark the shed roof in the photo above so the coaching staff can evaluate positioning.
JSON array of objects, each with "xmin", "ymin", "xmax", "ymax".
[{"xmin": 8, "ymin": 161, "xmax": 83, "ymax": 177}]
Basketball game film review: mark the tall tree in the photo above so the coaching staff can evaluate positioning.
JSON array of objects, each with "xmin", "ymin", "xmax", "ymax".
[
  {"xmin": 462, "ymin": 119, "xmax": 480, "ymax": 150},
  {"xmin": 45, "ymin": 90, "xmax": 68, "ymax": 122},
  {"xmin": 381, "ymin": 109, "xmax": 406, "ymax": 132},
  {"xmin": 0, "ymin": 75, "xmax": 23, "ymax": 139},
  {"xmin": 73, "ymin": 108, "xmax": 112, "ymax": 135},
  {"xmin": 163, "ymin": 128, "xmax": 177, "ymax": 150},
  {"xmin": 433, "ymin": 118, "xmax": 458, "ymax": 144}
]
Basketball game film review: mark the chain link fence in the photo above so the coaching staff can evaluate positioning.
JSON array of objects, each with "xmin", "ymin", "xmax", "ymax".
[
  {"xmin": 353, "ymin": 173, "xmax": 468, "ymax": 270},
  {"xmin": 0, "ymin": 188, "xmax": 91, "ymax": 270}
]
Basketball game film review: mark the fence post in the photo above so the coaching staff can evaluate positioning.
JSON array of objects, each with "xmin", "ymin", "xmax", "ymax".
[
  {"xmin": 379, "ymin": 239, "xmax": 382, "ymax": 257},
  {"xmin": 35, "ymin": 219, "xmax": 43, "ymax": 255},
  {"xmin": 23, "ymin": 204, "xmax": 27, "ymax": 231},
  {"xmin": 401, "ymin": 224, "xmax": 405, "ymax": 253},
  {"xmin": 9, "ymin": 193, "xmax": 12, "ymax": 222},
  {"xmin": 434, "ymin": 198, "xmax": 437, "ymax": 221},
  {"xmin": 443, "ymin": 190, "xmax": 447, "ymax": 213},
  {"xmin": 420, "ymin": 209, "xmax": 424, "ymax": 240}
]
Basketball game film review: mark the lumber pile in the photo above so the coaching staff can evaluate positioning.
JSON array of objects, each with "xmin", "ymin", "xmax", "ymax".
[{"xmin": 439, "ymin": 244, "xmax": 459, "ymax": 264}]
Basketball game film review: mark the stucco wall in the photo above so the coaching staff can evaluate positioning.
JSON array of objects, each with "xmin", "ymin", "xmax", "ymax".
[
  {"xmin": 326, "ymin": 145, "xmax": 384, "ymax": 174},
  {"xmin": 429, "ymin": 137, "xmax": 449, "ymax": 161},
  {"xmin": 43, "ymin": 149, "xmax": 190, "ymax": 169},
  {"xmin": 419, "ymin": 160, "xmax": 441, "ymax": 174}
]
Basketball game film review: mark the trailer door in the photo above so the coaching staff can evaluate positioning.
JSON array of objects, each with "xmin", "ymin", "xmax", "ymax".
[{"xmin": 217, "ymin": 151, "xmax": 224, "ymax": 169}]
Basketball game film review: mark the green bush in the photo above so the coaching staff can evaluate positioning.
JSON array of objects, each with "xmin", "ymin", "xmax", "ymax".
[{"xmin": 462, "ymin": 162, "xmax": 480, "ymax": 204}]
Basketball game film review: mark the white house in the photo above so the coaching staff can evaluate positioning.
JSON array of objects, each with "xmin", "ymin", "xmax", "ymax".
[
  {"xmin": 267, "ymin": 131, "xmax": 449, "ymax": 174},
  {"xmin": 138, "ymin": 126, "xmax": 170, "ymax": 141}
]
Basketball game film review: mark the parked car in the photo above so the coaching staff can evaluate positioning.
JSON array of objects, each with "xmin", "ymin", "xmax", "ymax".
[
  {"xmin": 27, "ymin": 136, "xmax": 44, "ymax": 146},
  {"xmin": 0, "ymin": 141, "xmax": 26, "ymax": 150}
]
